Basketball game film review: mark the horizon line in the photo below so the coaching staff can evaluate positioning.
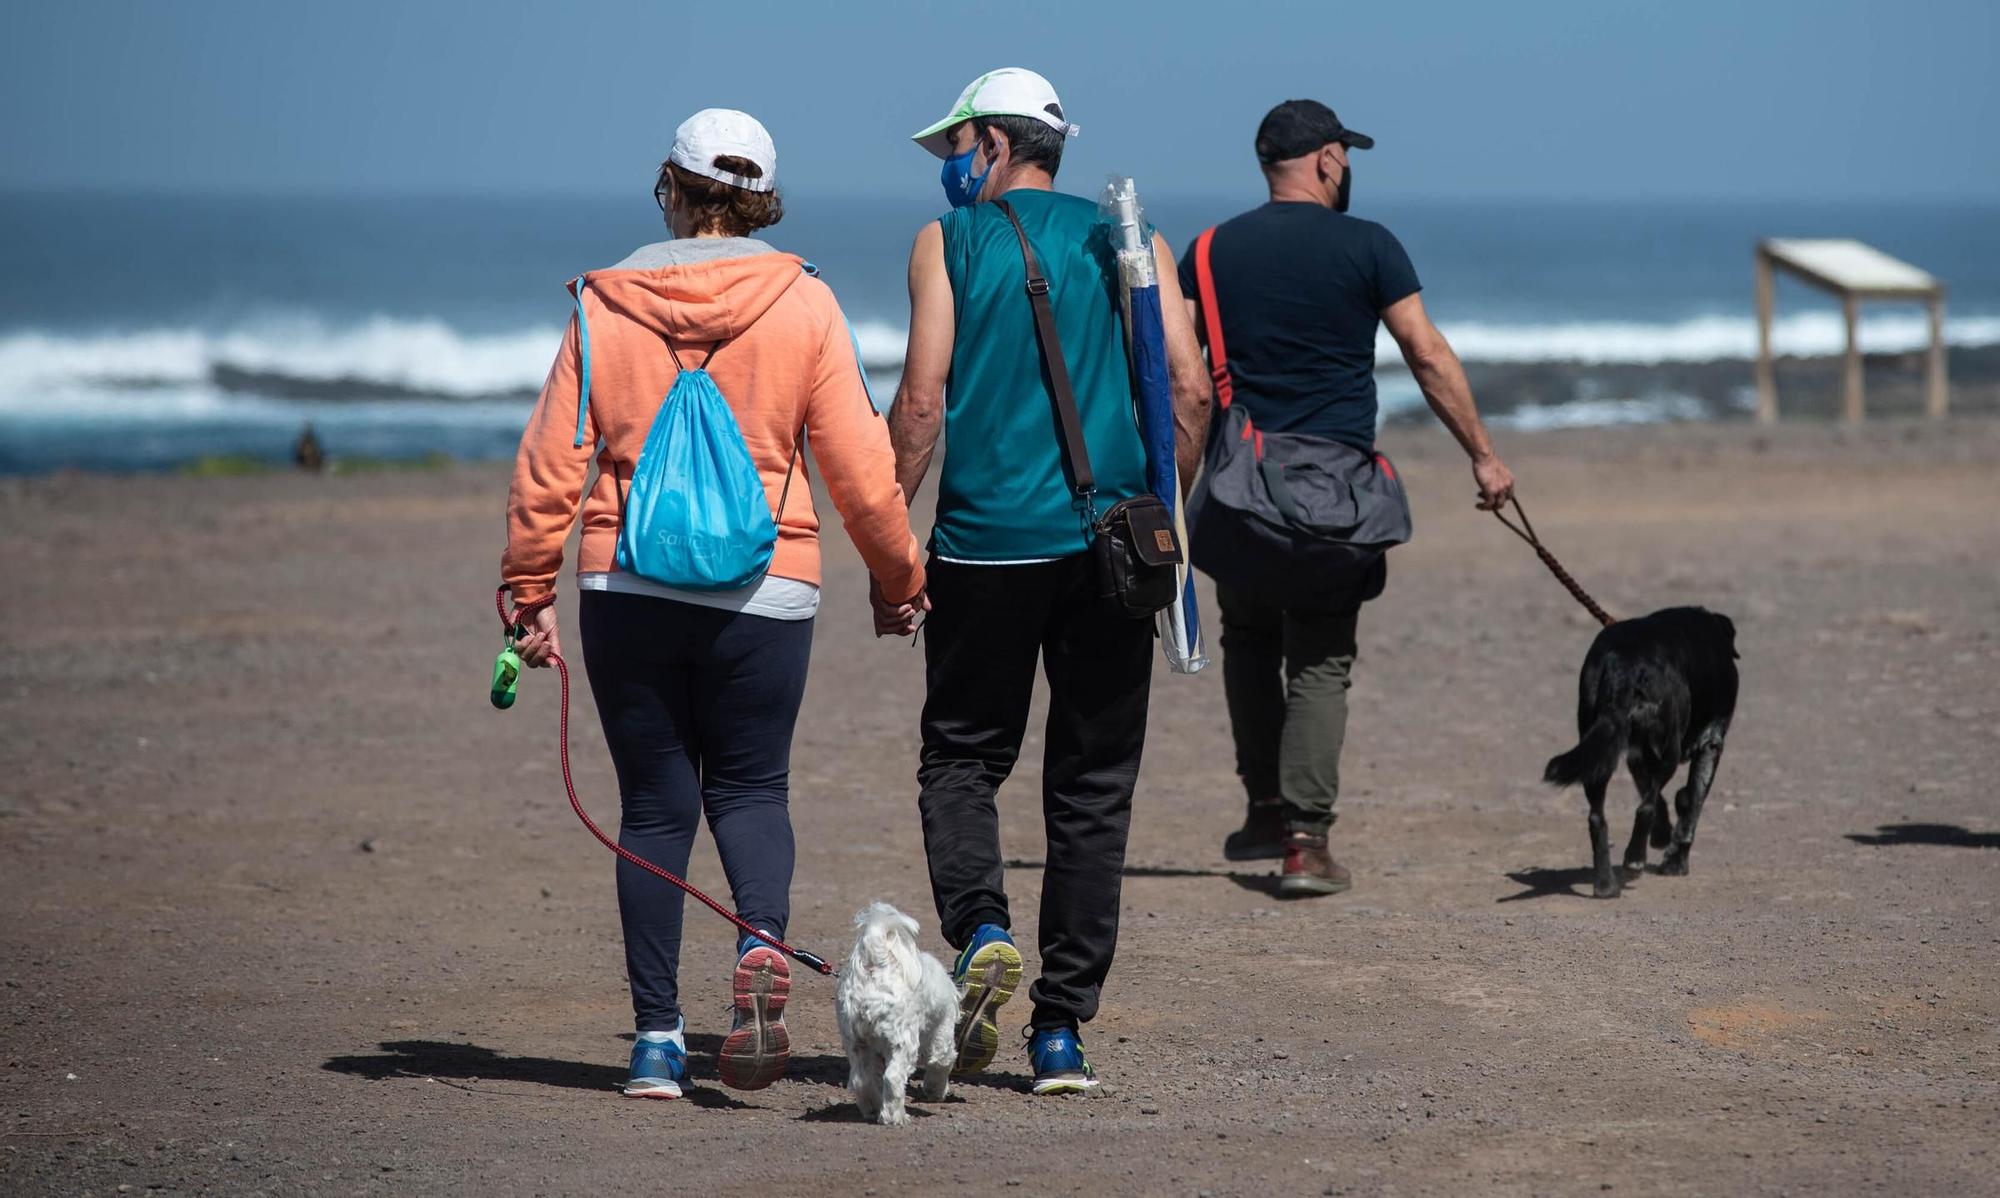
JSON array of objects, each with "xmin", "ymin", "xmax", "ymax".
[{"xmin": 3, "ymin": 183, "xmax": 1999, "ymax": 208}]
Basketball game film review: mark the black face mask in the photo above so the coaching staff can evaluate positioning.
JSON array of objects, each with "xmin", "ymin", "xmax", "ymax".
[{"xmin": 1336, "ymin": 160, "xmax": 1352, "ymax": 213}]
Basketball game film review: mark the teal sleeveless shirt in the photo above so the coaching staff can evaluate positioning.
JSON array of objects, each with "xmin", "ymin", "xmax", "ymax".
[{"xmin": 934, "ymin": 189, "xmax": 1147, "ymax": 562}]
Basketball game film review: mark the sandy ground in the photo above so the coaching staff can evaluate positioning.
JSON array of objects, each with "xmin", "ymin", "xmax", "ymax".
[{"xmin": 4, "ymin": 419, "xmax": 1998, "ymax": 1197}]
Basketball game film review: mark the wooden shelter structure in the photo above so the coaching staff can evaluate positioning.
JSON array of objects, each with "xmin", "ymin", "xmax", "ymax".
[{"xmin": 1754, "ymin": 238, "xmax": 1948, "ymax": 424}]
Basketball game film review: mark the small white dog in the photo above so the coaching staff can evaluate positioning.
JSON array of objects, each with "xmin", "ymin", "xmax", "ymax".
[{"xmin": 834, "ymin": 902, "xmax": 959, "ymax": 1126}]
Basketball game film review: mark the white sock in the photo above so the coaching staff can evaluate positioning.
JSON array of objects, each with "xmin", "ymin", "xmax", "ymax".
[{"xmin": 637, "ymin": 1018, "xmax": 685, "ymax": 1049}]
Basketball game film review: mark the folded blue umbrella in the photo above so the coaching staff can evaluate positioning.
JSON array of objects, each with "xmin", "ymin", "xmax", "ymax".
[{"xmin": 1103, "ymin": 178, "xmax": 1206, "ymax": 674}]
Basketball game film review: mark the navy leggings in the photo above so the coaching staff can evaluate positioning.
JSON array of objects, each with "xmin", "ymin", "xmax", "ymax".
[{"xmin": 579, "ymin": 590, "xmax": 813, "ymax": 1031}]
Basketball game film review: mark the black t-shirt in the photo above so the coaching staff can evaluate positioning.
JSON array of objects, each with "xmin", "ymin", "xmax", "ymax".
[{"xmin": 1177, "ymin": 202, "xmax": 1421, "ymax": 451}]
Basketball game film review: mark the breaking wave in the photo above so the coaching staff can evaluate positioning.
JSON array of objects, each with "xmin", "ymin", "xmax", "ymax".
[
  {"xmin": 0, "ymin": 314, "xmax": 913, "ymax": 411},
  {"xmin": 1400, "ymin": 310, "xmax": 2000, "ymax": 366},
  {"xmin": 1, "ymin": 307, "xmax": 1993, "ymax": 469}
]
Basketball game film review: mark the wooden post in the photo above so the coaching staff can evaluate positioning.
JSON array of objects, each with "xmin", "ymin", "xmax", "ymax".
[
  {"xmin": 1925, "ymin": 292, "xmax": 1949, "ymax": 418},
  {"xmin": 1754, "ymin": 247, "xmax": 1778, "ymax": 424},
  {"xmin": 1841, "ymin": 293, "xmax": 1864, "ymax": 424}
]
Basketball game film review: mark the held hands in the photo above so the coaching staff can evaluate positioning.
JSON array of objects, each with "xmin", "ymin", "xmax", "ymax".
[
  {"xmin": 870, "ymin": 577, "xmax": 930, "ymax": 639},
  {"xmin": 514, "ymin": 605, "xmax": 563, "ymax": 667},
  {"xmin": 1472, "ymin": 452, "xmax": 1516, "ymax": 511}
]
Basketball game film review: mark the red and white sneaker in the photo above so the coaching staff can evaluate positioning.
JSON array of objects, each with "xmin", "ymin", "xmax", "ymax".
[{"xmin": 717, "ymin": 938, "xmax": 790, "ymax": 1090}]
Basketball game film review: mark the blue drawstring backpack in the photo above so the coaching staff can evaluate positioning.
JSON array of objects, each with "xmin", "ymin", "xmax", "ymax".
[
  {"xmin": 566, "ymin": 265, "xmax": 876, "ymax": 592},
  {"xmin": 615, "ymin": 335, "xmax": 796, "ymax": 590}
]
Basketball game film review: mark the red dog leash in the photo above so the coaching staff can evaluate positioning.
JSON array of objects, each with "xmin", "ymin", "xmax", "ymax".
[{"xmin": 493, "ymin": 586, "xmax": 833, "ymax": 976}]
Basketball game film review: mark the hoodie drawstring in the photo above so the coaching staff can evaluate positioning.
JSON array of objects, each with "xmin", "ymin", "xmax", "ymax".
[{"xmin": 568, "ymin": 276, "xmax": 593, "ymax": 449}]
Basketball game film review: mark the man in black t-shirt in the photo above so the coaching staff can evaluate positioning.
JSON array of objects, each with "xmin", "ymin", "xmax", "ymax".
[{"xmin": 1179, "ymin": 99, "xmax": 1515, "ymax": 894}]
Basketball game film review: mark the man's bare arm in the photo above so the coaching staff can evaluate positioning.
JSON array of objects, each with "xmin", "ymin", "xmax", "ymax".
[
  {"xmin": 1154, "ymin": 232, "xmax": 1211, "ymax": 494},
  {"xmin": 1381, "ymin": 291, "xmax": 1514, "ymax": 510},
  {"xmin": 888, "ymin": 221, "xmax": 953, "ymax": 507},
  {"xmin": 867, "ymin": 222, "xmax": 954, "ymax": 638}
]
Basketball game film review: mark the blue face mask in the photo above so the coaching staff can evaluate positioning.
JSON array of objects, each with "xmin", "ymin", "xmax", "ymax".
[{"xmin": 940, "ymin": 145, "xmax": 991, "ymax": 208}]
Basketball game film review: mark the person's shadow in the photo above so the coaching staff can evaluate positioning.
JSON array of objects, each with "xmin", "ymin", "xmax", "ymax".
[
  {"xmin": 1004, "ymin": 857, "xmax": 1286, "ymax": 897},
  {"xmin": 323, "ymin": 1036, "xmax": 849, "ymax": 1108},
  {"xmin": 1845, "ymin": 823, "xmax": 2000, "ymax": 849},
  {"xmin": 323, "ymin": 1040, "xmax": 641, "ymax": 1094}
]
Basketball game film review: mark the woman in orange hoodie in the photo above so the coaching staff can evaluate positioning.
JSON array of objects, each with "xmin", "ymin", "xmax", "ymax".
[{"xmin": 501, "ymin": 110, "xmax": 925, "ymax": 1100}]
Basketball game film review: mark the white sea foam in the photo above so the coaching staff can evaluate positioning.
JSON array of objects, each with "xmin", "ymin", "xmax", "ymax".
[
  {"xmin": 2, "ymin": 307, "xmax": 1995, "ymax": 431},
  {"xmin": 1494, "ymin": 394, "xmax": 1712, "ymax": 431},
  {"xmin": 849, "ymin": 319, "xmax": 909, "ymax": 371},
  {"xmin": 0, "ymin": 313, "xmax": 915, "ymax": 407},
  {"xmin": 0, "ymin": 317, "xmax": 555, "ymax": 401},
  {"xmin": 1379, "ymin": 311, "xmax": 2000, "ymax": 366}
]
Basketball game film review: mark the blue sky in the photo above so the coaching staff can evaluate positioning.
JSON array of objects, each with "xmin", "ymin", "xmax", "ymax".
[{"xmin": 4, "ymin": 0, "xmax": 1996, "ymax": 201}]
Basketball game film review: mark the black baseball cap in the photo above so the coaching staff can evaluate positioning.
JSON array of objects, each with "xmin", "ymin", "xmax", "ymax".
[{"xmin": 1255, "ymin": 99, "xmax": 1374, "ymax": 165}]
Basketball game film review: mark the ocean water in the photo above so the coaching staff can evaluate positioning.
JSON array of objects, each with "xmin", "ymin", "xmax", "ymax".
[{"xmin": 2, "ymin": 190, "xmax": 1996, "ymax": 473}]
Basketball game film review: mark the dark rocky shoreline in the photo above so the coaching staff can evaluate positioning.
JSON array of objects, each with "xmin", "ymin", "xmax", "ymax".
[{"xmin": 1386, "ymin": 343, "xmax": 2000, "ymax": 424}]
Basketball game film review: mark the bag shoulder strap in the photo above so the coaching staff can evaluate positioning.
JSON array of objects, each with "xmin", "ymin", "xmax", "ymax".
[
  {"xmin": 1192, "ymin": 227, "xmax": 1233, "ymax": 409},
  {"xmin": 994, "ymin": 198, "xmax": 1096, "ymax": 507}
]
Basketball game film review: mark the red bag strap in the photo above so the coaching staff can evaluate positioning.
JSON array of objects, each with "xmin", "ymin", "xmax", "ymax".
[{"xmin": 1193, "ymin": 226, "xmax": 1232, "ymax": 410}]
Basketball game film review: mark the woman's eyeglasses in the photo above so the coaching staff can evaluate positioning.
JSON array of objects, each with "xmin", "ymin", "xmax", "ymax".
[{"xmin": 655, "ymin": 179, "xmax": 672, "ymax": 214}]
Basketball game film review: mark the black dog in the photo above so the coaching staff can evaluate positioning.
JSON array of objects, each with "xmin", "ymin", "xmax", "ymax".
[{"xmin": 1543, "ymin": 607, "xmax": 1739, "ymax": 898}]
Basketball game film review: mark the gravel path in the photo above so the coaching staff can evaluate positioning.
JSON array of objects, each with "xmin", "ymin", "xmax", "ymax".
[{"xmin": 4, "ymin": 420, "xmax": 1997, "ymax": 1196}]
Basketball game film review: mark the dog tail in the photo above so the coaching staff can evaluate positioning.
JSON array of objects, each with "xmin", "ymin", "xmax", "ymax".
[
  {"xmin": 1545, "ymin": 662, "xmax": 1631, "ymax": 788},
  {"xmin": 1543, "ymin": 715, "xmax": 1624, "ymax": 788}
]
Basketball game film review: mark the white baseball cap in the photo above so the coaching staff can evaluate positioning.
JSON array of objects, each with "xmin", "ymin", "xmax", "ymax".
[
  {"xmin": 669, "ymin": 108, "xmax": 778, "ymax": 192},
  {"xmin": 910, "ymin": 68, "xmax": 1081, "ymax": 160}
]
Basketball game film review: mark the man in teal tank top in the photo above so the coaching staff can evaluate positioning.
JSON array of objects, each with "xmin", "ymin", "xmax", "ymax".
[
  {"xmin": 930, "ymin": 191, "xmax": 1149, "ymax": 560},
  {"xmin": 882, "ymin": 68, "xmax": 1209, "ymax": 1098}
]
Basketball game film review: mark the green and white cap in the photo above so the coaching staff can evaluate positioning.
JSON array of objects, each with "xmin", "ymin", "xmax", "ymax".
[{"xmin": 910, "ymin": 68, "xmax": 1081, "ymax": 160}]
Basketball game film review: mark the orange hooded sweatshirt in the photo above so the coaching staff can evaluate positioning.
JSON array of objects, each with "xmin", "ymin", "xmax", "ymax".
[{"xmin": 503, "ymin": 243, "xmax": 923, "ymax": 609}]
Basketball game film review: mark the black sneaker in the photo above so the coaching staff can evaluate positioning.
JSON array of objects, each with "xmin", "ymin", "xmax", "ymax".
[{"xmin": 1223, "ymin": 801, "xmax": 1287, "ymax": 861}]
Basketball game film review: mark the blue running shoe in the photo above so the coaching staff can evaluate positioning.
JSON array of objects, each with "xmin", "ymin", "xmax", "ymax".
[
  {"xmin": 1028, "ymin": 1026, "xmax": 1099, "ymax": 1095},
  {"xmin": 950, "ymin": 923, "xmax": 1023, "ymax": 1076},
  {"xmin": 626, "ymin": 1021, "xmax": 687, "ymax": 1099}
]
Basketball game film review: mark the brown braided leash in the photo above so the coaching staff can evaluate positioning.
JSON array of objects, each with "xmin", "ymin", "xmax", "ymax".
[{"xmin": 1491, "ymin": 496, "xmax": 1617, "ymax": 628}]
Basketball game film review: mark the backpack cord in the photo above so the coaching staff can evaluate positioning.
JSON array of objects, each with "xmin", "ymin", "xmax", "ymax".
[{"xmin": 657, "ymin": 332, "xmax": 806, "ymax": 523}]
